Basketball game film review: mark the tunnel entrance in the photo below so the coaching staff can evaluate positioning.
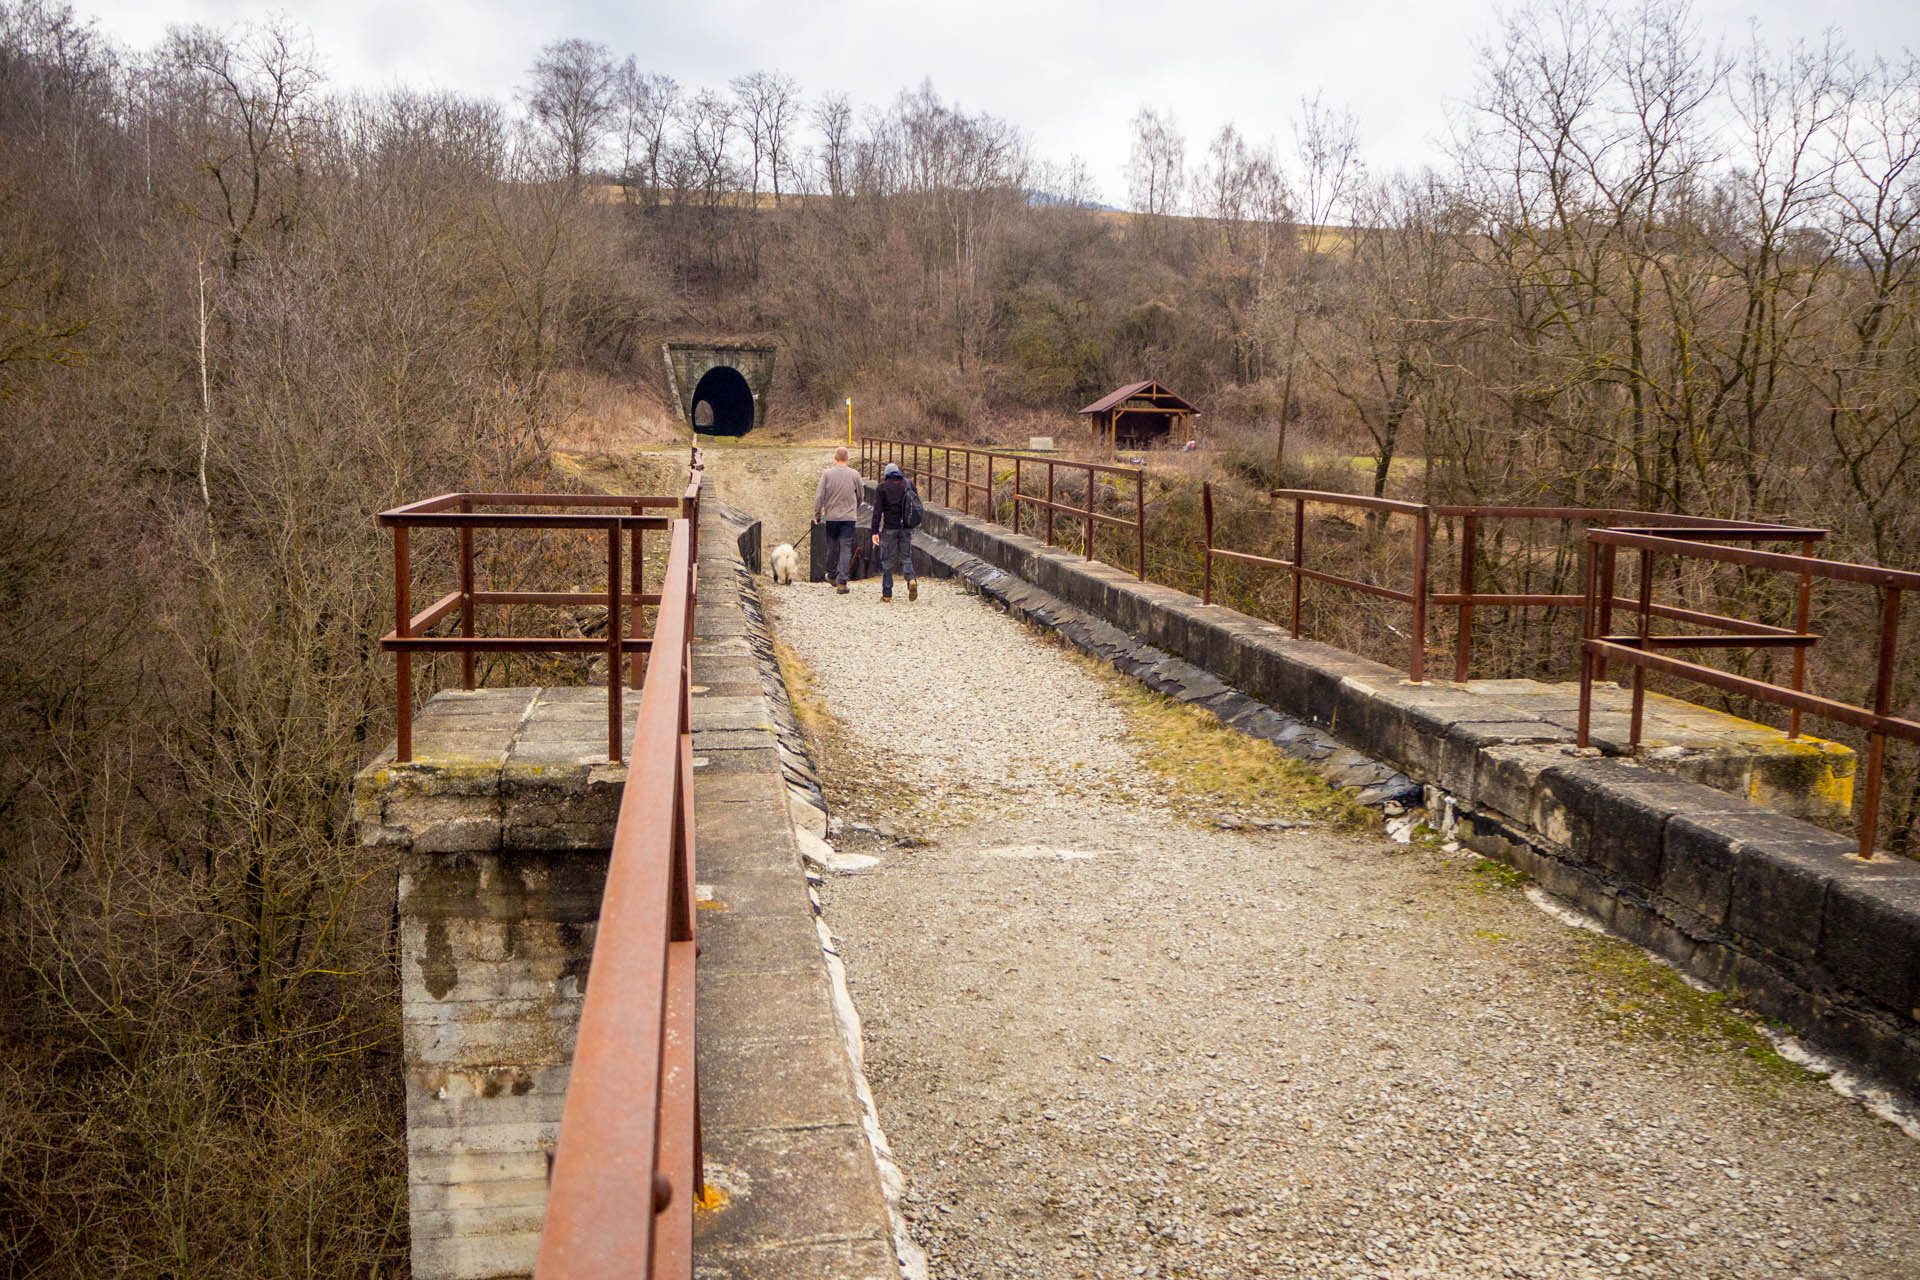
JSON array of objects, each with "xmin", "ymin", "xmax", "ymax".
[{"xmin": 690, "ymin": 366, "xmax": 756, "ymax": 436}]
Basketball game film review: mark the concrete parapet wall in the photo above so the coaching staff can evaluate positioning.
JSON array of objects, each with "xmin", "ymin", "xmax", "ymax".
[
  {"xmin": 895, "ymin": 488, "xmax": 1920, "ymax": 1094},
  {"xmin": 357, "ymin": 688, "xmax": 624, "ymax": 1280}
]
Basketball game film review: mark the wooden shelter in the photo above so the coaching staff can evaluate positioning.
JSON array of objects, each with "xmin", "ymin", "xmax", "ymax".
[{"xmin": 1078, "ymin": 381, "xmax": 1198, "ymax": 451}]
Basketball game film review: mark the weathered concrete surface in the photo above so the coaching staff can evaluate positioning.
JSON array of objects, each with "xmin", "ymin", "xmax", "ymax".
[
  {"xmin": 356, "ymin": 687, "xmax": 622, "ymax": 1280},
  {"xmin": 691, "ymin": 489, "xmax": 902, "ymax": 1279},
  {"xmin": 890, "ymin": 489, "xmax": 1920, "ymax": 1098}
]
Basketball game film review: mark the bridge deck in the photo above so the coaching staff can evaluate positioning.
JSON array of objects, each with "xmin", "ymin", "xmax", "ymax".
[{"xmin": 770, "ymin": 571, "xmax": 1920, "ymax": 1280}]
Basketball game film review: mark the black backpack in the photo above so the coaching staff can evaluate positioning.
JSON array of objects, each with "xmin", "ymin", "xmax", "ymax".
[{"xmin": 900, "ymin": 480, "xmax": 924, "ymax": 530}]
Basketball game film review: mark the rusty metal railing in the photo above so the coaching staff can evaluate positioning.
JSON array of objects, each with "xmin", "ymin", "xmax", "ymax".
[
  {"xmin": 1580, "ymin": 530, "xmax": 1920, "ymax": 859},
  {"xmin": 380, "ymin": 458, "xmax": 706, "ymax": 1276},
  {"xmin": 1204, "ymin": 485, "xmax": 1433, "ymax": 677},
  {"xmin": 537, "ymin": 513, "xmax": 701, "ymax": 1277},
  {"xmin": 1432, "ymin": 506, "xmax": 1826, "ymax": 684},
  {"xmin": 378, "ymin": 458, "xmax": 702, "ymax": 762},
  {"xmin": 1201, "ymin": 483, "xmax": 1824, "ymax": 686},
  {"xmin": 861, "ymin": 436, "xmax": 1147, "ymax": 579}
]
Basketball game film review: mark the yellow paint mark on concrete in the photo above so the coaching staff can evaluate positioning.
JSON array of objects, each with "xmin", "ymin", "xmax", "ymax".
[{"xmin": 695, "ymin": 1185, "xmax": 730, "ymax": 1212}]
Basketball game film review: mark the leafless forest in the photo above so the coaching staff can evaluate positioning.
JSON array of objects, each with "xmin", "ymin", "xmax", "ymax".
[{"xmin": 1, "ymin": 0, "xmax": 1916, "ymax": 1272}]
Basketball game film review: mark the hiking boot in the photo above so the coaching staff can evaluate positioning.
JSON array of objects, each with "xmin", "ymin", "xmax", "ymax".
[
  {"xmin": 908, "ymin": 580, "xmax": 918, "ymax": 602},
  {"xmin": 835, "ymin": 582, "xmax": 848, "ymax": 594},
  {"xmin": 880, "ymin": 594, "xmax": 892, "ymax": 603}
]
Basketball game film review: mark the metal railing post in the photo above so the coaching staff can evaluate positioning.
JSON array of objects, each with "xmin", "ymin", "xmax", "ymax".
[
  {"xmin": 607, "ymin": 521, "xmax": 623, "ymax": 763},
  {"xmin": 1597, "ymin": 543, "xmax": 1617, "ymax": 683},
  {"xmin": 1135, "ymin": 469, "xmax": 1146, "ymax": 580},
  {"xmin": 1045, "ymin": 463, "xmax": 1056, "ymax": 549},
  {"xmin": 1577, "ymin": 538, "xmax": 1599, "ymax": 748},
  {"xmin": 1790, "ymin": 538, "xmax": 1814, "ymax": 739},
  {"xmin": 1410, "ymin": 507, "xmax": 1429, "ymax": 682},
  {"xmin": 459, "ymin": 497, "xmax": 476, "ymax": 690},
  {"xmin": 630, "ymin": 503, "xmax": 645, "ymax": 691},
  {"xmin": 1202, "ymin": 481, "xmax": 1214, "ymax": 606},
  {"xmin": 1861, "ymin": 587, "xmax": 1902, "ymax": 860},
  {"xmin": 1630, "ymin": 547, "xmax": 1654, "ymax": 746},
  {"xmin": 1453, "ymin": 513, "xmax": 1477, "ymax": 683},
  {"xmin": 1290, "ymin": 497, "xmax": 1305, "ymax": 638},
  {"xmin": 1012, "ymin": 456, "xmax": 1022, "ymax": 537},
  {"xmin": 1083, "ymin": 465, "xmax": 1094, "ymax": 561},
  {"xmin": 395, "ymin": 526, "xmax": 412, "ymax": 762}
]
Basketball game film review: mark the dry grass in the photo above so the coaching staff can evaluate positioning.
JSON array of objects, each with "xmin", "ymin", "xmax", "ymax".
[
  {"xmin": 548, "ymin": 367, "xmax": 686, "ymax": 454},
  {"xmin": 1066, "ymin": 648, "xmax": 1375, "ymax": 830},
  {"xmin": 773, "ymin": 636, "xmax": 836, "ymax": 738}
]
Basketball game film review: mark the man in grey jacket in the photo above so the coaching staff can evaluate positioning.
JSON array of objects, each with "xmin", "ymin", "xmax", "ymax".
[{"xmin": 812, "ymin": 446, "xmax": 861, "ymax": 593}]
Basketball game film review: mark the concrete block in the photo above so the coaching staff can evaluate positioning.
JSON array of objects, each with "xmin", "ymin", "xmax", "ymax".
[
  {"xmin": 1542, "ymin": 760, "xmax": 1743, "ymax": 894},
  {"xmin": 1472, "ymin": 744, "xmax": 1568, "ymax": 825},
  {"xmin": 1819, "ymin": 858, "xmax": 1920, "ymax": 1018},
  {"xmin": 409, "ymin": 1148, "xmax": 550, "ymax": 1190},
  {"xmin": 409, "ymin": 1227, "xmax": 541, "ymax": 1280},
  {"xmin": 694, "ymin": 1125, "xmax": 890, "ymax": 1254},
  {"xmin": 1659, "ymin": 814, "xmax": 1743, "ymax": 933},
  {"xmin": 697, "ymin": 906, "xmax": 829, "ymax": 974},
  {"xmin": 1728, "ymin": 821, "xmax": 1859, "ymax": 966},
  {"xmin": 693, "ymin": 1239, "xmax": 902, "ymax": 1280},
  {"xmin": 406, "ymin": 1175, "xmax": 551, "ymax": 1216},
  {"xmin": 699, "ymin": 1032, "xmax": 862, "ymax": 1132}
]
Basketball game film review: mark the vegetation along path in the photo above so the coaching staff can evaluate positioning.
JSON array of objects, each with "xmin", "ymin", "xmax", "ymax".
[{"xmin": 766, "ymin": 568, "xmax": 1920, "ymax": 1280}]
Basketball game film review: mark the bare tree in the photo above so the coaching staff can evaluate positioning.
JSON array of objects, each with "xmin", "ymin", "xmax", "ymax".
[
  {"xmin": 733, "ymin": 69, "xmax": 800, "ymax": 207},
  {"xmin": 1126, "ymin": 106, "xmax": 1184, "ymax": 217},
  {"xmin": 614, "ymin": 65, "xmax": 678, "ymax": 206},
  {"xmin": 1270, "ymin": 93, "xmax": 1360, "ymax": 477},
  {"xmin": 811, "ymin": 91, "xmax": 853, "ymax": 203},
  {"xmin": 523, "ymin": 37, "xmax": 620, "ymax": 185}
]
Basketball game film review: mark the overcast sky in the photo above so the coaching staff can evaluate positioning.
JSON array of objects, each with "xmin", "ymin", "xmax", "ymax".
[{"xmin": 78, "ymin": 0, "xmax": 1920, "ymax": 202}]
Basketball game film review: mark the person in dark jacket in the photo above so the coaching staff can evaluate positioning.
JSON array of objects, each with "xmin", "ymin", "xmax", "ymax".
[{"xmin": 870, "ymin": 463, "xmax": 919, "ymax": 603}]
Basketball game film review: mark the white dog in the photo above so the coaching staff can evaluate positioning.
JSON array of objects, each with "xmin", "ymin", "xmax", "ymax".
[{"xmin": 769, "ymin": 542, "xmax": 798, "ymax": 585}]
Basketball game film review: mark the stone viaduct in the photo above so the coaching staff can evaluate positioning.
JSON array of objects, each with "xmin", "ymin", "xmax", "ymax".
[{"xmin": 354, "ymin": 471, "xmax": 1920, "ymax": 1280}]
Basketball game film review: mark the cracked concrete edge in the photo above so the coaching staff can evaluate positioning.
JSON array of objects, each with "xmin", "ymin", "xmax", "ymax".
[
  {"xmin": 812, "ymin": 904, "xmax": 931, "ymax": 1280},
  {"xmin": 700, "ymin": 487, "xmax": 912, "ymax": 1280}
]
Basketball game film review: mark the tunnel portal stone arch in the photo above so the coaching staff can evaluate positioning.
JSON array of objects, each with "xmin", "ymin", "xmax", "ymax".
[{"xmin": 662, "ymin": 343, "xmax": 775, "ymax": 436}]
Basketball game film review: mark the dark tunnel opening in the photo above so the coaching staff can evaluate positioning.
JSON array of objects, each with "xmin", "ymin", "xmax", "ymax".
[{"xmin": 690, "ymin": 366, "xmax": 756, "ymax": 436}]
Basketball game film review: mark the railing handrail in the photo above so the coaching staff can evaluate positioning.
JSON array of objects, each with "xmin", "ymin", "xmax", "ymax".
[
  {"xmin": 860, "ymin": 435, "xmax": 1147, "ymax": 579},
  {"xmin": 1578, "ymin": 532, "xmax": 1913, "ymax": 858},
  {"xmin": 378, "ymin": 453, "xmax": 703, "ymax": 762},
  {"xmin": 536, "ymin": 515, "xmax": 700, "ymax": 1277},
  {"xmin": 1203, "ymin": 483, "xmax": 1834, "ymax": 685}
]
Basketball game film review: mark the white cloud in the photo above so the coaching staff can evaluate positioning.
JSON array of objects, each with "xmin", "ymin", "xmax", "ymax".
[{"xmin": 72, "ymin": 0, "xmax": 1920, "ymax": 204}]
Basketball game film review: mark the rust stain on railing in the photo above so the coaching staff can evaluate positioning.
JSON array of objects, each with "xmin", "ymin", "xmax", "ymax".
[
  {"xmin": 1202, "ymin": 484, "xmax": 1825, "ymax": 689},
  {"xmin": 535, "ymin": 513, "xmax": 700, "ymax": 1278},
  {"xmin": 377, "ymin": 455, "xmax": 703, "ymax": 762}
]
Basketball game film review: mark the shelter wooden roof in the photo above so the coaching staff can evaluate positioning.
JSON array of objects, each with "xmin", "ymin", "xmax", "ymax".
[{"xmin": 1077, "ymin": 381, "xmax": 1198, "ymax": 416}]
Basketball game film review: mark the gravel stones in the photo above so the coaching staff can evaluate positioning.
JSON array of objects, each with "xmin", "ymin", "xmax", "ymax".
[{"xmin": 769, "ymin": 576, "xmax": 1920, "ymax": 1280}]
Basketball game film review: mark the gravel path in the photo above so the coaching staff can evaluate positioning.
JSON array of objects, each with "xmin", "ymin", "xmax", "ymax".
[{"xmin": 767, "ymin": 574, "xmax": 1920, "ymax": 1280}]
